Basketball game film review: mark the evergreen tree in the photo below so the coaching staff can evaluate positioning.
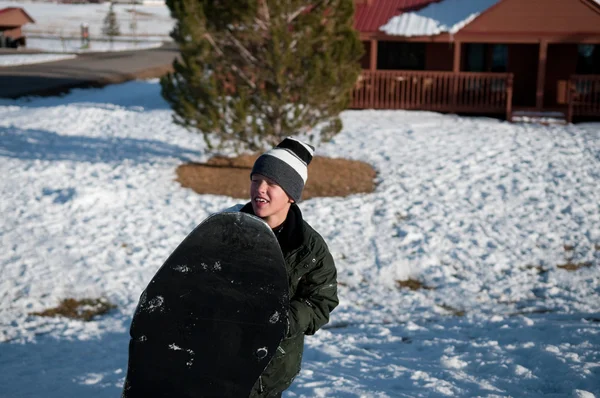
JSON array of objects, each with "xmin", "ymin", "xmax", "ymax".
[
  {"xmin": 161, "ymin": 0, "xmax": 363, "ymax": 152},
  {"xmin": 102, "ymin": 3, "xmax": 121, "ymax": 42}
]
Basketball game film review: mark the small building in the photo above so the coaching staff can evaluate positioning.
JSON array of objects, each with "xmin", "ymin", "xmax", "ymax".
[
  {"xmin": 0, "ymin": 7, "xmax": 35, "ymax": 48},
  {"xmin": 352, "ymin": 0, "xmax": 600, "ymax": 122}
]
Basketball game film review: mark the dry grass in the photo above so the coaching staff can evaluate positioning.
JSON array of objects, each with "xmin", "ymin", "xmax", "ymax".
[
  {"xmin": 176, "ymin": 155, "xmax": 376, "ymax": 200},
  {"xmin": 30, "ymin": 298, "xmax": 116, "ymax": 322},
  {"xmin": 524, "ymin": 264, "xmax": 548, "ymax": 274},
  {"xmin": 510, "ymin": 308, "xmax": 554, "ymax": 316},
  {"xmin": 395, "ymin": 279, "xmax": 434, "ymax": 291},
  {"xmin": 557, "ymin": 262, "xmax": 593, "ymax": 271},
  {"xmin": 437, "ymin": 304, "xmax": 466, "ymax": 317}
]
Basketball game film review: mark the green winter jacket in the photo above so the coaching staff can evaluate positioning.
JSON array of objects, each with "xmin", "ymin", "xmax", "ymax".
[{"xmin": 237, "ymin": 203, "xmax": 338, "ymax": 397}]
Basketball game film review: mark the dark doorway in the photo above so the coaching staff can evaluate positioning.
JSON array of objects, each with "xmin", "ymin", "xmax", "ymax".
[
  {"xmin": 508, "ymin": 44, "xmax": 538, "ymax": 107},
  {"xmin": 545, "ymin": 44, "xmax": 578, "ymax": 107}
]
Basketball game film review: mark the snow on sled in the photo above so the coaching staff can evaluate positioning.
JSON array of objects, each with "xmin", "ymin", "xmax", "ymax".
[{"xmin": 122, "ymin": 212, "xmax": 289, "ymax": 398}]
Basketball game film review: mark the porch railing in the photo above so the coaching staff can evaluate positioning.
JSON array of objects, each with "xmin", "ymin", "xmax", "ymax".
[
  {"xmin": 351, "ymin": 70, "xmax": 514, "ymax": 119},
  {"xmin": 567, "ymin": 75, "xmax": 600, "ymax": 123}
]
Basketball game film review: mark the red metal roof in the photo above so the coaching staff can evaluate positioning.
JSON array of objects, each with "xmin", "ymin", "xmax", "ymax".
[
  {"xmin": 0, "ymin": 7, "xmax": 35, "ymax": 23},
  {"xmin": 354, "ymin": 0, "xmax": 442, "ymax": 32},
  {"xmin": 0, "ymin": 7, "xmax": 17, "ymax": 15}
]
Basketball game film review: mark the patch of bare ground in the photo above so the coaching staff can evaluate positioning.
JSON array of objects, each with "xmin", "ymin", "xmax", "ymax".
[
  {"xmin": 176, "ymin": 155, "xmax": 376, "ymax": 199},
  {"xmin": 557, "ymin": 262, "xmax": 593, "ymax": 271},
  {"xmin": 509, "ymin": 308, "xmax": 554, "ymax": 316},
  {"xmin": 437, "ymin": 304, "xmax": 466, "ymax": 317},
  {"xmin": 395, "ymin": 279, "xmax": 434, "ymax": 291},
  {"xmin": 30, "ymin": 298, "xmax": 116, "ymax": 322},
  {"xmin": 524, "ymin": 264, "xmax": 548, "ymax": 274}
]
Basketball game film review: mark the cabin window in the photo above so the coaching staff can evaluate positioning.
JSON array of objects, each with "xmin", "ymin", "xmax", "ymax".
[
  {"xmin": 466, "ymin": 44, "xmax": 485, "ymax": 72},
  {"xmin": 491, "ymin": 45, "xmax": 508, "ymax": 72},
  {"xmin": 465, "ymin": 44, "xmax": 508, "ymax": 72},
  {"xmin": 577, "ymin": 45, "xmax": 600, "ymax": 74},
  {"xmin": 377, "ymin": 42, "xmax": 425, "ymax": 70}
]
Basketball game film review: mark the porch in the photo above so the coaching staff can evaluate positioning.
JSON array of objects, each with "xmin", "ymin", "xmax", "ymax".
[
  {"xmin": 351, "ymin": 70, "xmax": 513, "ymax": 117},
  {"xmin": 350, "ymin": 70, "xmax": 600, "ymax": 123},
  {"xmin": 350, "ymin": 40, "xmax": 600, "ymax": 123}
]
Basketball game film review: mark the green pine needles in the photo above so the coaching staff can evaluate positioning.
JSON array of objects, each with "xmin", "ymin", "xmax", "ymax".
[
  {"xmin": 161, "ymin": 0, "xmax": 364, "ymax": 152},
  {"xmin": 102, "ymin": 3, "xmax": 121, "ymax": 40}
]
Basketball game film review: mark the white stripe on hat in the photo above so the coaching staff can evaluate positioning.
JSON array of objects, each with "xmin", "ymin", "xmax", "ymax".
[{"xmin": 263, "ymin": 148, "xmax": 308, "ymax": 183}]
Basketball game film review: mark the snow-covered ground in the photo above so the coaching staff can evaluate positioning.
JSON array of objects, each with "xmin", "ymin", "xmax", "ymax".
[
  {"xmin": 26, "ymin": 36, "xmax": 163, "ymax": 53},
  {"xmin": 0, "ymin": 52, "xmax": 76, "ymax": 66},
  {"xmin": 0, "ymin": 1, "xmax": 174, "ymax": 38},
  {"xmin": 0, "ymin": 80, "xmax": 599, "ymax": 397}
]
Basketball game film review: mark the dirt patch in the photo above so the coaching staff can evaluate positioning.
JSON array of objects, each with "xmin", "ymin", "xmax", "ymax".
[
  {"xmin": 176, "ymin": 155, "xmax": 376, "ymax": 200},
  {"xmin": 30, "ymin": 298, "xmax": 116, "ymax": 322},
  {"xmin": 557, "ymin": 262, "xmax": 593, "ymax": 271},
  {"xmin": 524, "ymin": 264, "xmax": 548, "ymax": 274},
  {"xmin": 395, "ymin": 279, "xmax": 433, "ymax": 291},
  {"xmin": 437, "ymin": 304, "xmax": 466, "ymax": 317},
  {"xmin": 509, "ymin": 308, "xmax": 554, "ymax": 316}
]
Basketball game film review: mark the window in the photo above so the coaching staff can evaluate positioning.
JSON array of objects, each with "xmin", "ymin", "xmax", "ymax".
[
  {"xmin": 377, "ymin": 42, "xmax": 425, "ymax": 70},
  {"xmin": 466, "ymin": 44, "xmax": 485, "ymax": 72},
  {"xmin": 465, "ymin": 44, "xmax": 508, "ymax": 72},
  {"xmin": 491, "ymin": 44, "xmax": 508, "ymax": 72},
  {"xmin": 577, "ymin": 44, "xmax": 600, "ymax": 74}
]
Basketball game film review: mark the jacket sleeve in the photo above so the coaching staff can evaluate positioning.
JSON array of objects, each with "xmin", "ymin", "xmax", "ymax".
[{"xmin": 287, "ymin": 242, "xmax": 338, "ymax": 337}]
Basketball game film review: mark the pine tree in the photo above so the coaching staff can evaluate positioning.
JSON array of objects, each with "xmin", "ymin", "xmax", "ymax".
[
  {"xmin": 161, "ymin": 0, "xmax": 364, "ymax": 152},
  {"xmin": 102, "ymin": 3, "xmax": 121, "ymax": 42}
]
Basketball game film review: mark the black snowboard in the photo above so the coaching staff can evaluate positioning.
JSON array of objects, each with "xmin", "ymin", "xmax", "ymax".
[{"xmin": 122, "ymin": 212, "xmax": 289, "ymax": 398}]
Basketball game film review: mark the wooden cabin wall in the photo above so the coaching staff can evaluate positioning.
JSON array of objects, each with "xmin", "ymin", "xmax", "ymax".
[
  {"xmin": 0, "ymin": 26, "xmax": 22, "ymax": 39},
  {"xmin": 460, "ymin": 0, "xmax": 600, "ymax": 36}
]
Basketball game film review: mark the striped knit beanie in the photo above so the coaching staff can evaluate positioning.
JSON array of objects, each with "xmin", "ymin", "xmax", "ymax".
[{"xmin": 251, "ymin": 137, "xmax": 315, "ymax": 202}]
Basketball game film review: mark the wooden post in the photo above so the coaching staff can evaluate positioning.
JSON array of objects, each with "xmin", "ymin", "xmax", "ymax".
[
  {"xmin": 369, "ymin": 39, "xmax": 377, "ymax": 107},
  {"xmin": 506, "ymin": 74, "xmax": 514, "ymax": 122},
  {"xmin": 453, "ymin": 41, "xmax": 461, "ymax": 73},
  {"xmin": 536, "ymin": 40, "xmax": 548, "ymax": 110},
  {"xmin": 567, "ymin": 77, "xmax": 574, "ymax": 124},
  {"xmin": 451, "ymin": 41, "xmax": 461, "ymax": 112},
  {"xmin": 370, "ymin": 39, "xmax": 378, "ymax": 72}
]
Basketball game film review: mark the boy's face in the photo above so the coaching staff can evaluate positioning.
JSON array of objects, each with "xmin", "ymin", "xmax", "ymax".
[{"xmin": 250, "ymin": 174, "xmax": 293, "ymax": 228}]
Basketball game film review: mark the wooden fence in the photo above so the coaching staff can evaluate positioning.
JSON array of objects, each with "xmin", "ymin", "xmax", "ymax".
[
  {"xmin": 351, "ymin": 70, "xmax": 514, "ymax": 119},
  {"xmin": 567, "ymin": 75, "xmax": 600, "ymax": 123}
]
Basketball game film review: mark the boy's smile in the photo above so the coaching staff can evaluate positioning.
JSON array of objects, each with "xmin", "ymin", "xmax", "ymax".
[{"xmin": 250, "ymin": 174, "xmax": 294, "ymax": 229}]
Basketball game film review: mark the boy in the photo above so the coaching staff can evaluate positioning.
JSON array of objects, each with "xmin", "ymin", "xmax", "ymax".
[{"xmin": 232, "ymin": 137, "xmax": 338, "ymax": 397}]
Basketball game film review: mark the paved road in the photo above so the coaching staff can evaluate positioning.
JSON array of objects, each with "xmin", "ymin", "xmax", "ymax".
[{"xmin": 0, "ymin": 43, "xmax": 178, "ymax": 98}]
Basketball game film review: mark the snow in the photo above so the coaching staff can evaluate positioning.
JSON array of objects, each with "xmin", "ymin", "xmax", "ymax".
[
  {"xmin": 380, "ymin": 0, "xmax": 500, "ymax": 37},
  {"xmin": 0, "ymin": 53, "xmax": 76, "ymax": 66},
  {"xmin": 0, "ymin": 80, "xmax": 599, "ymax": 397},
  {"xmin": 0, "ymin": 1, "xmax": 174, "ymax": 38},
  {"xmin": 26, "ymin": 37, "xmax": 164, "ymax": 53}
]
